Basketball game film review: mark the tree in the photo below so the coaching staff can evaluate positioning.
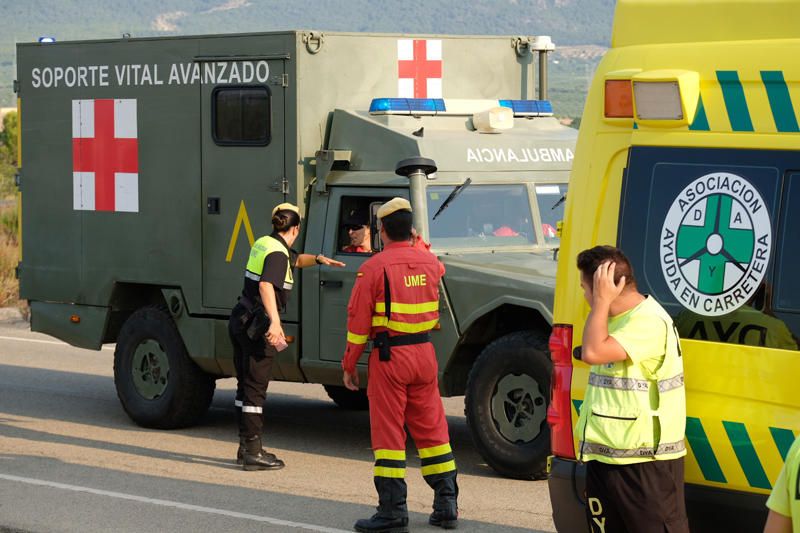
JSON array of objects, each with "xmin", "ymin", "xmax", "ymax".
[{"xmin": 0, "ymin": 111, "xmax": 18, "ymax": 166}]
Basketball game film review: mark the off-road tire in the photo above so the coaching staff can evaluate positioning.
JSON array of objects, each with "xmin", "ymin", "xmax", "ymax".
[
  {"xmin": 114, "ymin": 306, "xmax": 215, "ymax": 428},
  {"xmin": 465, "ymin": 330, "xmax": 552, "ymax": 480},
  {"xmin": 324, "ymin": 385, "xmax": 369, "ymax": 410}
]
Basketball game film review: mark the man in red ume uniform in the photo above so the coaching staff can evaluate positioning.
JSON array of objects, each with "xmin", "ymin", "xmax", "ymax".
[{"xmin": 342, "ymin": 197, "xmax": 458, "ymax": 533}]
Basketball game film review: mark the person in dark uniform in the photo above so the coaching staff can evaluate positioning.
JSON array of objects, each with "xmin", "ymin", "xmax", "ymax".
[
  {"xmin": 342, "ymin": 198, "xmax": 458, "ymax": 533},
  {"xmin": 229, "ymin": 202, "xmax": 344, "ymax": 471}
]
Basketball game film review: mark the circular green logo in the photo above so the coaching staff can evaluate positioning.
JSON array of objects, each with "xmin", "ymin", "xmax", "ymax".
[{"xmin": 660, "ymin": 173, "xmax": 772, "ymax": 316}]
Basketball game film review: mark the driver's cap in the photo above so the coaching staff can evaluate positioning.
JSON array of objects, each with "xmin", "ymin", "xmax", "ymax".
[
  {"xmin": 272, "ymin": 202, "xmax": 301, "ymax": 217},
  {"xmin": 377, "ymin": 197, "xmax": 412, "ymax": 219}
]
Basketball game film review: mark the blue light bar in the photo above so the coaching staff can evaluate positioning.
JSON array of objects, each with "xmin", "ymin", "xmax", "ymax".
[
  {"xmin": 38, "ymin": 36, "xmax": 57, "ymax": 43},
  {"xmin": 499, "ymin": 99, "xmax": 554, "ymax": 116},
  {"xmin": 369, "ymin": 98, "xmax": 446, "ymax": 114}
]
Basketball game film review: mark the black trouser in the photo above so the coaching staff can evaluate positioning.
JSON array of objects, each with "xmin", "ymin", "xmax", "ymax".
[
  {"xmin": 228, "ymin": 304, "xmax": 277, "ymax": 439},
  {"xmin": 585, "ymin": 457, "xmax": 689, "ymax": 533}
]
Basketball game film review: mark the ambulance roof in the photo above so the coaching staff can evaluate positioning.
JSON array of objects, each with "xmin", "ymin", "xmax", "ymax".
[{"xmin": 613, "ymin": 0, "xmax": 800, "ymax": 48}]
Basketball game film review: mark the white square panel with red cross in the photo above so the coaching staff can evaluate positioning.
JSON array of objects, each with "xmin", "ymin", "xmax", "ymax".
[
  {"xmin": 72, "ymin": 98, "xmax": 139, "ymax": 213},
  {"xmin": 397, "ymin": 39, "xmax": 442, "ymax": 98}
]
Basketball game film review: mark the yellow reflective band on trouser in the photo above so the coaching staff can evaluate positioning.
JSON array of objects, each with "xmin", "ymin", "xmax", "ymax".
[
  {"xmin": 347, "ymin": 331, "xmax": 369, "ymax": 344},
  {"xmin": 421, "ymin": 460, "xmax": 457, "ymax": 477},
  {"xmin": 374, "ymin": 301, "xmax": 439, "ymax": 314},
  {"xmin": 374, "ymin": 466, "xmax": 406, "ymax": 478},
  {"xmin": 371, "ymin": 317, "xmax": 439, "ymax": 333},
  {"xmin": 374, "ymin": 449, "xmax": 406, "ymax": 461},
  {"xmin": 419, "ymin": 443, "xmax": 452, "ymax": 459}
]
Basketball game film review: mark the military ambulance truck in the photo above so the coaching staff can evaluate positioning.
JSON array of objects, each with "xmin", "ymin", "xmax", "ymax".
[{"xmin": 15, "ymin": 31, "xmax": 576, "ymax": 479}]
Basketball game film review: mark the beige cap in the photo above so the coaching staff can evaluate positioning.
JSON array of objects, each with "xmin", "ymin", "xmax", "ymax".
[
  {"xmin": 272, "ymin": 202, "xmax": 301, "ymax": 217},
  {"xmin": 377, "ymin": 197, "xmax": 412, "ymax": 219}
]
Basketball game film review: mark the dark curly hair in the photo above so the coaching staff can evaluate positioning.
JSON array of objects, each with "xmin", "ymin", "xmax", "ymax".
[{"xmin": 576, "ymin": 245, "xmax": 636, "ymax": 289}]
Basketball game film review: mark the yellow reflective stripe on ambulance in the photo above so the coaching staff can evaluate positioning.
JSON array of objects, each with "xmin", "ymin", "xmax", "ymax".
[
  {"xmin": 573, "ymin": 399, "xmax": 796, "ymax": 492},
  {"xmin": 374, "ymin": 301, "xmax": 439, "ymax": 314},
  {"xmin": 642, "ymin": 69, "xmax": 800, "ymax": 134},
  {"xmin": 370, "ymin": 317, "xmax": 439, "ymax": 333}
]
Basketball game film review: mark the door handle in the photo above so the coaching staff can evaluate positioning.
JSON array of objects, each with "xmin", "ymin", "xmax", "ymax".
[
  {"xmin": 320, "ymin": 280, "xmax": 343, "ymax": 288},
  {"xmin": 207, "ymin": 197, "xmax": 220, "ymax": 214}
]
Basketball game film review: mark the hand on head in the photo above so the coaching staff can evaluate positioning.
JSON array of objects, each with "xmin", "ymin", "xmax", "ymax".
[{"xmin": 592, "ymin": 261, "xmax": 626, "ymax": 305}]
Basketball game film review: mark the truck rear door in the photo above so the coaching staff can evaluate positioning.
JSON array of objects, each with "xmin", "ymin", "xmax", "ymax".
[{"xmin": 200, "ymin": 58, "xmax": 286, "ymax": 309}]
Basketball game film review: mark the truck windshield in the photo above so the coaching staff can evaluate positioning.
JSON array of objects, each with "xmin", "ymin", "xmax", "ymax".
[
  {"xmin": 426, "ymin": 184, "xmax": 536, "ymax": 249},
  {"xmin": 534, "ymin": 183, "xmax": 568, "ymax": 246}
]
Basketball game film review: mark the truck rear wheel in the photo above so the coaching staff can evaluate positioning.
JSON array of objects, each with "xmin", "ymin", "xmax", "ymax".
[
  {"xmin": 324, "ymin": 385, "xmax": 369, "ymax": 410},
  {"xmin": 113, "ymin": 306, "xmax": 215, "ymax": 429},
  {"xmin": 465, "ymin": 330, "xmax": 552, "ymax": 480}
]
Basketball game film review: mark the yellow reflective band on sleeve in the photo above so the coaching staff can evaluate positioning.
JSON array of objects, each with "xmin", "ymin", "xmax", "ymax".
[
  {"xmin": 421, "ymin": 460, "xmax": 457, "ymax": 476},
  {"xmin": 418, "ymin": 443, "xmax": 452, "ymax": 459},
  {"xmin": 347, "ymin": 331, "xmax": 369, "ymax": 344},
  {"xmin": 371, "ymin": 317, "xmax": 439, "ymax": 333},
  {"xmin": 374, "ymin": 449, "xmax": 406, "ymax": 461},
  {"xmin": 374, "ymin": 466, "xmax": 406, "ymax": 478},
  {"xmin": 375, "ymin": 301, "xmax": 439, "ymax": 314}
]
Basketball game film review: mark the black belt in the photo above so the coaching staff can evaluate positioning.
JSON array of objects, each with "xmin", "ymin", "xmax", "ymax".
[{"xmin": 374, "ymin": 331, "xmax": 431, "ymax": 361}]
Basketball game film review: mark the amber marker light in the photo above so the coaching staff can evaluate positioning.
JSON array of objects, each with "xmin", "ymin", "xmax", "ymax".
[
  {"xmin": 604, "ymin": 80, "xmax": 634, "ymax": 118},
  {"xmin": 70, "ymin": 315, "xmax": 80, "ymax": 323}
]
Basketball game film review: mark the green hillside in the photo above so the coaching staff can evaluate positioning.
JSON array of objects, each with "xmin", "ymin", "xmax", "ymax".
[{"xmin": 0, "ymin": 0, "xmax": 614, "ymax": 117}]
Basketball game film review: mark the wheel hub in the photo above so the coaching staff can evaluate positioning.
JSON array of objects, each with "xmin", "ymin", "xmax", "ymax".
[
  {"xmin": 132, "ymin": 339, "xmax": 170, "ymax": 399},
  {"xmin": 491, "ymin": 373, "xmax": 546, "ymax": 443}
]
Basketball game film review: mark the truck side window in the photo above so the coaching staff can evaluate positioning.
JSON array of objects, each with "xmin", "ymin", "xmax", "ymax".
[
  {"xmin": 212, "ymin": 86, "xmax": 271, "ymax": 146},
  {"xmin": 337, "ymin": 196, "xmax": 390, "ymax": 255},
  {"xmin": 772, "ymin": 173, "xmax": 800, "ymax": 342}
]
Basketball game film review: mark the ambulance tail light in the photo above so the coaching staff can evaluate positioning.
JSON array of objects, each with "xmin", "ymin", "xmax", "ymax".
[
  {"xmin": 604, "ymin": 80, "xmax": 633, "ymax": 118},
  {"xmin": 631, "ymin": 70, "xmax": 700, "ymax": 126},
  {"xmin": 547, "ymin": 323, "xmax": 575, "ymax": 459},
  {"xmin": 633, "ymin": 81, "xmax": 683, "ymax": 120}
]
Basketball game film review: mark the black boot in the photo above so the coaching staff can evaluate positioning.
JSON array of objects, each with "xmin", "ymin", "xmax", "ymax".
[
  {"xmin": 242, "ymin": 436, "xmax": 284, "ymax": 471},
  {"xmin": 236, "ymin": 437, "xmax": 277, "ymax": 465},
  {"xmin": 427, "ymin": 473, "xmax": 459, "ymax": 529},
  {"xmin": 353, "ymin": 514, "xmax": 408, "ymax": 533},
  {"xmin": 354, "ymin": 477, "xmax": 408, "ymax": 533}
]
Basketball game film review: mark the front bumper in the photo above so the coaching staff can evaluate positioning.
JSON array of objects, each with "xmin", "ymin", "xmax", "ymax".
[{"xmin": 547, "ymin": 457, "xmax": 589, "ymax": 533}]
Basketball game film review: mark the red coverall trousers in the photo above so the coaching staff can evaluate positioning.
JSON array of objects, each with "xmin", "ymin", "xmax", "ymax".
[{"xmin": 343, "ymin": 239, "xmax": 458, "ymax": 519}]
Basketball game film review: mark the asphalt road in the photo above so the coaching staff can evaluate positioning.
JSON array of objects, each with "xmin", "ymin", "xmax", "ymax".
[{"xmin": 0, "ymin": 319, "xmax": 556, "ymax": 533}]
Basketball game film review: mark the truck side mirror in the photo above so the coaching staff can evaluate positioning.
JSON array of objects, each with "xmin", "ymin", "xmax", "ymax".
[{"xmin": 369, "ymin": 201, "xmax": 383, "ymax": 252}]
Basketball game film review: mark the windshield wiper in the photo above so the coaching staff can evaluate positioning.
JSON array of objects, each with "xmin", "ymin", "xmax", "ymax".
[
  {"xmin": 551, "ymin": 193, "xmax": 566, "ymax": 210},
  {"xmin": 432, "ymin": 177, "xmax": 472, "ymax": 220}
]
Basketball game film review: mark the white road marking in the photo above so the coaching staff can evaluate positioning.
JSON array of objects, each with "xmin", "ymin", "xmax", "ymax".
[
  {"xmin": 0, "ymin": 335, "xmax": 115, "ymax": 350},
  {"xmin": 0, "ymin": 473, "xmax": 351, "ymax": 533}
]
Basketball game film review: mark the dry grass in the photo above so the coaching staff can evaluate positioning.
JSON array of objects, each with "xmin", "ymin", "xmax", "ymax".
[{"xmin": 0, "ymin": 200, "xmax": 22, "ymax": 312}]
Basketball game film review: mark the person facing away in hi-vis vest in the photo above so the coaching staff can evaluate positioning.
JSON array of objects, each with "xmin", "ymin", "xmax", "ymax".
[
  {"xmin": 764, "ymin": 433, "xmax": 800, "ymax": 533},
  {"xmin": 574, "ymin": 246, "xmax": 689, "ymax": 533}
]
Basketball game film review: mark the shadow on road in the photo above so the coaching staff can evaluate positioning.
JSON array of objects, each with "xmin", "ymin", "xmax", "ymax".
[{"xmin": 0, "ymin": 363, "xmax": 508, "ymax": 479}]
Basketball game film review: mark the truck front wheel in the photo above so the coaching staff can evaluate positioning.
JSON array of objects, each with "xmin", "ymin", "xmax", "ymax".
[
  {"xmin": 113, "ymin": 306, "xmax": 215, "ymax": 429},
  {"xmin": 465, "ymin": 330, "xmax": 552, "ymax": 480}
]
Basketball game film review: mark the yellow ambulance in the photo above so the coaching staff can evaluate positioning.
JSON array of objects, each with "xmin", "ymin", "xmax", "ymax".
[{"xmin": 547, "ymin": 1, "xmax": 800, "ymax": 530}]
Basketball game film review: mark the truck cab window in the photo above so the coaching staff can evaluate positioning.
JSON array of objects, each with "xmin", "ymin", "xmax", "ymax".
[
  {"xmin": 337, "ymin": 196, "xmax": 390, "ymax": 255},
  {"xmin": 212, "ymin": 86, "xmax": 271, "ymax": 145}
]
